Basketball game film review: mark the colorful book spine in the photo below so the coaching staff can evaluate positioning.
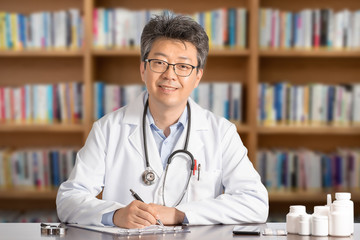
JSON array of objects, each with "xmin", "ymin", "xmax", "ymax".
[
  {"xmin": 259, "ymin": 8, "xmax": 360, "ymax": 49},
  {"xmin": 257, "ymin": 148, "xmax": 360, "ymax": 191},
  {"xmin": 0, "ymin": 9, "xmax": 83, "ymax": 50},
  {"xmin": 0, "ymin": 82, "xmax": 83, "ymax": 124},
  {"xmin": 258, "ymin": 82, "xmax": 359, "ymax": 126},
  {"xmin": 92, "ymin": 8, "xmax": 247, "ymax": 49}
]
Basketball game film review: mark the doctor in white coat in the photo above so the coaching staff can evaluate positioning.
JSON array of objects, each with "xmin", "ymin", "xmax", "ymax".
[{"xmin": 56, "ymin": 15, "xmax": 269, "ymax": 228}]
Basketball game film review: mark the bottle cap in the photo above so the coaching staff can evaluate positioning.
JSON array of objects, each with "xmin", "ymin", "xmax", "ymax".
[
  {"xmin": 289, "ymin": 205, "xmax": 306, "ymax": 213},
  {"xmin": 335, "ymin": 192, "xmax": 351, "ymax": 200},
  {"xmin": 314, "ymin": 206, "xmax": 330, "ymax": 216}
]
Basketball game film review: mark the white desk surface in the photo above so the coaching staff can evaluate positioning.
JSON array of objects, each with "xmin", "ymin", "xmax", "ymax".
[{"xmin": 0, "ymin": 222, "xmax": 358, "ymax": 240}]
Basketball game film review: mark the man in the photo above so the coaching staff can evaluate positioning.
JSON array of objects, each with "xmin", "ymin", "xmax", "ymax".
[{"xmin": 56, "ymin": 15, "xmax": 268, "ymax": 228}]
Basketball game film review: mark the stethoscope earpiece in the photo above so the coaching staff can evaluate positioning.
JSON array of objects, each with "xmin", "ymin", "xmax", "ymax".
[{"xmin": 142, "ymin": 167, "xmax": 156, "ymax": 185}]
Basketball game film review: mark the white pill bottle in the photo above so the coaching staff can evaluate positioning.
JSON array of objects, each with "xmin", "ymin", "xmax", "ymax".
[
  {"xmin": 329, "ymin": 192, "xmax": 353, "ymax": 236},
  {"xmin": 286, "ymin": 205, "xmax": 306, "ymax": 234}
]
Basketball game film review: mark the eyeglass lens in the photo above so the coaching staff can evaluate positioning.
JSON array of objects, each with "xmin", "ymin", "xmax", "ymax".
[{"xmin": 148, "ymin": 59, "xmax": 194, "ymax": 77}]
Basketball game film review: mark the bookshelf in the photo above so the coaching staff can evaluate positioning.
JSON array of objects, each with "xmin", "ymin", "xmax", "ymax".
[{"xmin": 0, "ymin": 0, "xmax": 360, "ymax": 222}]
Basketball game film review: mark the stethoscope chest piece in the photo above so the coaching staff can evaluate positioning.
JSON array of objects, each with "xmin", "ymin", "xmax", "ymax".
[{"xmin": 142, "ymin": 167, "xmax": 156, "ymax": 185}]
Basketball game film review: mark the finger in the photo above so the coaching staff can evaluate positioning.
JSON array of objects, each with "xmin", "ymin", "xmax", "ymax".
[
  {"xmin": 131, "ymin": 215, "xmax": 153, "ymax": 227},
  {"xmin": 137, "ymin": 202, "xmax": 160, "ymax": 220},
  {"xmin": 133, "ymin": 207, "xmax": 157, "ymax": 225},
  {"xmin": 129, "ymin": 201, "xmax": 157, "ymax": 225}
]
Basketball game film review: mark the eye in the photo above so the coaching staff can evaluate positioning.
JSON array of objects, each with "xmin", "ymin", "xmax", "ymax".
[
  {"xmin": 153, "ymin": 60, "xmax": 166, "ymax": 66},
  {"xmin": 177, "ymin": 64, "xmax": 191, "ymax": 70}
]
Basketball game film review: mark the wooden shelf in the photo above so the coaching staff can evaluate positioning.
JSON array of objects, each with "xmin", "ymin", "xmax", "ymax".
[
  {"xmin": 92, "ymin": 48, "xmax": 141, "ymax": 56},
  {"xmin": 0, "ymin": 123, "xmax": 85, "ymax": 133},
  {"xmin": 0, "ymin": 188, "xmax": 57, "ymax": 200},
  {"xmin": 0, "ymin": 50, "xmax": 84, "ymax": 57},
  {"xmin": 260, "ymin": 49, "xmax": 360, "ymax": 57},
  {"xmin": 92, "ymin": 48, "xmax": 250, "ymax": 57},
  {"xmin": 209, "ymin": 48, "xmax": 250, "ymax": 56},
  {"xmin": 257, "ymin": 125, "xmax": 360, "ymax": 135},
  {"xmin": 233, "ymin": 122, "xmax": 251, "ymax": 133}
]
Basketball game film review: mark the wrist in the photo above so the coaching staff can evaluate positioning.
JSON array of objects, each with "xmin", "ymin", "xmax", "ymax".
[{"xmin": 175, "ymin": 209, "xmax": 185, "ymax": 224}]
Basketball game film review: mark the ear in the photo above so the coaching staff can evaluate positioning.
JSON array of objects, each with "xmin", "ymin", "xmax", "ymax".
[
  {"xmin": 193, "ymin": 68, "xmax": 203, "ymax": 88},
  {"xmin": 140, "ymin": 61, "xmax": 146, "ymax": 83}
]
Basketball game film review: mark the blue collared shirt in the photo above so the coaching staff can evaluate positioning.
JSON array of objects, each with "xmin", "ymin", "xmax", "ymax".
[
  {"xmin": 146, "ymin": 103, "xmax": 187, "ymax": 168},
  {"xmin": 102, "ymin": 94, "xmax": 188, "ymax": 226}
]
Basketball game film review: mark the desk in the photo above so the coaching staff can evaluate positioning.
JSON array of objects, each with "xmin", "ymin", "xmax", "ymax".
[{"xmin": 0, "ymin": 223, "xmax": 358, "ymax": 240}]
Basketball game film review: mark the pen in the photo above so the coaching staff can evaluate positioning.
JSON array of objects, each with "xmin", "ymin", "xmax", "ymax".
[
  {"xmin": 197, "ymin": 163, "xmax": 201, "ymax": 181},
  {"xmin": 129, "ymin": 189, "xmax": 164, "ymax": 227}
]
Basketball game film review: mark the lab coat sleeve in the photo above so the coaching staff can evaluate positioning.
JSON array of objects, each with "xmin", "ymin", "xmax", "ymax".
[
  {"xmin": 56, "ymin": 122, "xmax": 124, "ymax": 226},
  {"xmin": 176, "ymin": 124, "xmax": 269, "ymax": 225}
]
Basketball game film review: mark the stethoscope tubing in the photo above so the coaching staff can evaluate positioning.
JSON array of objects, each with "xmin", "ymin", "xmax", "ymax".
[{"xmin": 142, "ymin": 98, "xmax": 194, "ymax": 206}]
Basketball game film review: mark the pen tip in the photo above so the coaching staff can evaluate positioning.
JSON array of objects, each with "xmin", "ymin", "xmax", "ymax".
[
  {"xmin": 157, "ymin": 219, "xmax": 164, "ymax": 227},
  {"xmin": 130, "ymin": 189, "xmax": 134, "ymax": 194}
]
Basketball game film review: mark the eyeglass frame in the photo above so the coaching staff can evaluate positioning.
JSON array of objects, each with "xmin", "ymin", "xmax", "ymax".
[{"xmin": 144, "ymin": 58, "xmax": 198, "ymax": 77}]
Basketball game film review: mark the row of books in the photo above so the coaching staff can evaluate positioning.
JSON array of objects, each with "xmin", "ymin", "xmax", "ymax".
[
  {"xmin": 259, "ymin": 8, "xmax": 360, "ymax": 49},
  {"xmin": 93, "ymin": 8, "xmax": 247, "ymax": 49},
  {"xmin": 0, "ymin": 210, "xmax": 58, "ymax": 223},
  {"xmin": 257, "ymin": 148, "xmax": 360, "ymax": 191},
  {"xmin": 0, "ymin": 9, "xmax": 83, "ymax": 50},
  {"xmin": 94, "ymin": 82, "xmax": 145, "ymax": 119},
  {"xmin": 0, "ymin": 148, "xmax": 78, "ymax": 189},
  {"xmin": 258, "ymin": 82, "xmax": 360, "ymax": 126},
  {"xmin": 94, "ymin": 82, "xmax": 243, "ymax": 121},
  {"xmin": 190, "ymin": 82, "xmax": 242, "ymax": 121},
  {"xmin": 0, "ymin": 82, "xmax": 83, "ymax": 124}
]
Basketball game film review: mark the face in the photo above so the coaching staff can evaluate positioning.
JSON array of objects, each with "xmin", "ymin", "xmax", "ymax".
[{"xmin": 140, "ymin": 38, "xmax": 203, "ymax": 111}]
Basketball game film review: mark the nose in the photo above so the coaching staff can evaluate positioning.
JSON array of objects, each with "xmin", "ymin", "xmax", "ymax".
[{"xmin": 162, "ymin": 64, "xmax": 177, "ymax": 79}]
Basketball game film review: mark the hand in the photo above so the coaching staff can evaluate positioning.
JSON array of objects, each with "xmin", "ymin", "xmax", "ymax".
[
  {"xmin": 113, "ymin": 200, "xmax": 159, "ymax": 229},
  {"xmin": 149, "ymin": 203, "xmax": 185, "ymax": 225}
]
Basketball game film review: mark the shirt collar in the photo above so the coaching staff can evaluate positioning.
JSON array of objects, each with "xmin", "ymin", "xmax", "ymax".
[{"xmin": 144, "ymin": 92, "xmax": 188, "ymax": 130}]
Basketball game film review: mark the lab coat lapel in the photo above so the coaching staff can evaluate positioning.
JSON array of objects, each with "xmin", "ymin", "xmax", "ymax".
[
  {"xmin": 186, "ymin": 98, "xmax": 208, "ymax": 155},
  {"xmin": 125, "ymin": 92, "xmax": 145, "ymax": 160},
  {"xmin": 125, "ymin": 91, "xmax": 163, "ymax": 178}
]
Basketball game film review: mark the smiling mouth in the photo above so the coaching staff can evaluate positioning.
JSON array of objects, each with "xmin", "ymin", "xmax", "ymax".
[{"xmin": 159, "ymin": 85, "xmax": 177, "ymax": 91}]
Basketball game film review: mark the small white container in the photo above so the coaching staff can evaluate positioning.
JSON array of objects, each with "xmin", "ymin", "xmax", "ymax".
[
  {"xmin": 286, "ymin": 205, "xmax": 306, "ymax": 234},
  {"xmin": 312, "ymin": 214, "xmax": 328, "ymax": 236},
  {"xmin": 333, "ymin": 192, "xmax": 354, "ymax": 234},
  {"xmin": 329, "ymin": 203, "xmax": 351, "ymax": 237},
  {"xmin": 298, "ymin": 214, "xmax": 311, "ymax": 235}
]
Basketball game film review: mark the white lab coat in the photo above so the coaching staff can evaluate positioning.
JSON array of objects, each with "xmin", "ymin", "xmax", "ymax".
[{"xmin": 56, "ymin": 91, "xmax": 269, "ymax": 226}]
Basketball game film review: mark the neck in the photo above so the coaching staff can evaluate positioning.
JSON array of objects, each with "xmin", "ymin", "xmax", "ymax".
[{"xmin": 148, "ymin": 100, "xmax": 187, "ymax": 137}]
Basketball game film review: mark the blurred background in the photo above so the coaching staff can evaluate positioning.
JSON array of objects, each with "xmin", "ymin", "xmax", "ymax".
[{"xmin": 0, "ymin": 0, "xmax": 360, "ymax": 223}]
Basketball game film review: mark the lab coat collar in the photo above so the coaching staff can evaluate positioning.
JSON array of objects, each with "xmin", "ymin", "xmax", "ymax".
[{"xmin": 123, "ymin": 91, "xmax": 209, "ymax": 179}]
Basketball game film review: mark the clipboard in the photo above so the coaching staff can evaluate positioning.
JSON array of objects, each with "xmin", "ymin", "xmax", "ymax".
[{"xmin": 67, "ymin": 224, "xmax": 190, "ymax": 236}]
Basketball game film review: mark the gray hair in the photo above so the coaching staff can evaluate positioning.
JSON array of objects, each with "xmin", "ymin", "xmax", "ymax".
[{"xmin": 140, "ymin": 14, "xmax": 209, "ymax": 69}]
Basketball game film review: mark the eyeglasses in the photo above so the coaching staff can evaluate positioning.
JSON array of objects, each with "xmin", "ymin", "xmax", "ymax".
[{"xmin": 145, "ymin": 59, "xmax": 197, "ymax": 77}]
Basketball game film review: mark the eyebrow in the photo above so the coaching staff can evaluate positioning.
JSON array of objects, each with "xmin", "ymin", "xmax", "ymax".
[{"xmin": 152, "ymin": 52, "xmax": 191, "ymax": 61}]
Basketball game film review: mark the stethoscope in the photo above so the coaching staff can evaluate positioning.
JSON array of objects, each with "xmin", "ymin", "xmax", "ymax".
[{"xmin": 142, "ymin": 99, "xmax": 195, "ymax": 206}]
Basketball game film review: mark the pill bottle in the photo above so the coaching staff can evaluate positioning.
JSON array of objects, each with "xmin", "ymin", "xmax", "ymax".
[
  {"xmin": 314, "ymin": 205, "xmax": 330, "ymax": 217},
  {"xmin": 298, "ymin": 214, "xmax": 311, "ymax": 235},
  {"xmin": 286, "ymin": 205, "xmax": 306, "ymax": 234},
  {"xmin": 333, "ymin": 192, "xmax": 353, "ymax": 234},
  {"xmin": 329, "ymin": 202, "xmax": 351, "ymax": 237},
  {"xmin": 312, "ymin": 214, "xmax": 328, "ymax": 236}
]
